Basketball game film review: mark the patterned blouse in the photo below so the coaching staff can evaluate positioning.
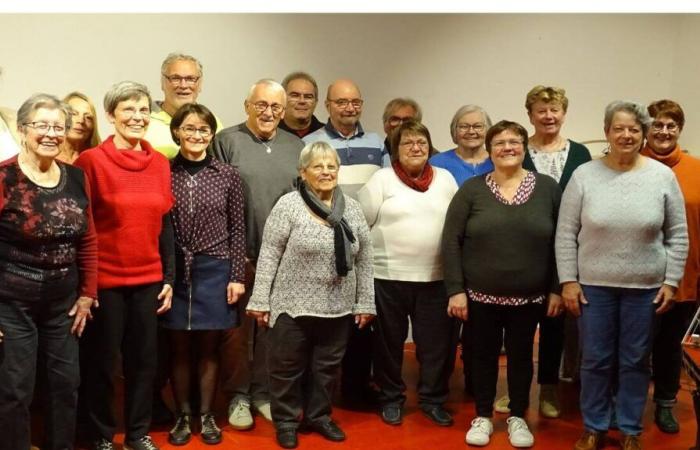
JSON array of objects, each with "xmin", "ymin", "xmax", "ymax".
[
  {"xmin": 0, "ymin": 158, "xmax": 97, "ymax": 300},
  {"xmin": 527, "ymin": 140, "xmax": 571, "ymax": 183},
  {"xmin": 468, "ymin": 171, "xmax": 546, "ymax": 306},
  {"xmin": 170, "ymin": 155, "xmax": 246, "ymax": 284}
]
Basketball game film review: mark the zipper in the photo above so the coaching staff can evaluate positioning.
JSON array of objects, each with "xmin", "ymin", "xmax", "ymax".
[{"xmin": 187, "ymin": 283, "xmax": 193, "ymax": 331}]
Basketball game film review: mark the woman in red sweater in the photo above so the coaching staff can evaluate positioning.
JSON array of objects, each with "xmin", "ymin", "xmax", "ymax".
[{"xmin": 75, "ymin": 81, "xmax": 174, "ymax": 450}]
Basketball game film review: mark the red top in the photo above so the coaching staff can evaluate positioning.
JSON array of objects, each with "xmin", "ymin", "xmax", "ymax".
[
  {"xmin": 75, "ymin": 136, "xmax": 174, "ymax": 289},
  {"xmin": 642, "ymin": 145, "xmax": 700, "ymax": 301}
]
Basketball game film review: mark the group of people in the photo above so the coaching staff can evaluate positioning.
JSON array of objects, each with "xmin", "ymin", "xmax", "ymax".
[{"xmin": 0, "ymin": 53, "xmax": 697, "ymax": 450}]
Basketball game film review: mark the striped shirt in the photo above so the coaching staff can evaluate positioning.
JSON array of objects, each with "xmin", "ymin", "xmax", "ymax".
[{"xmin": 303, "ymin": 122, "xmax": 383, "ymax": 199}]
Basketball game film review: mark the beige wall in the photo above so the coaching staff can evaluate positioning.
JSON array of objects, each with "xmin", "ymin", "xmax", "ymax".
[{"xmin": 0, "ymin": 13, "xmax": 696, "ymax": 154}]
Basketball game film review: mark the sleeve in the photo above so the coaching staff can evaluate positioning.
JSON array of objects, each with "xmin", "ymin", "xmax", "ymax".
[
  {"xmin": 356, "ymin": 170, "xmax": 384, "ymax": 227},
  {"xmin": 555, "ymin": 172, "xmax": 584, "ymax": 284},
  {"xmin": 246, "ymin": 196, "xmax": 293, "ymax": 312},
  {"xmin": 209, "ymin": 133, "xmax": 231, "ymax": 164},
  {"xmin": 227, "ymin": 168, "xmax": 247, "ymax": 283},
  {"xmin": 662, "ymin": 173, "xmax": 689, "ymax": 287},
  {"xmin": 159, "ymin": 213, "xmax": 175, "ymax": 286},
  {"xmin": 549, "ymin": 181, "xmax": 563, "ymax": 294},
  {"xmin": 441, "ymin": 184, "xmax": 472, "ymax": 297},
  {"xmin": 76, "ymin": 172, "xmax": 98, "ymax": 298},
  {"xmin": 350, "ymin": 204, "xmax": 376, "ymax": 315}
]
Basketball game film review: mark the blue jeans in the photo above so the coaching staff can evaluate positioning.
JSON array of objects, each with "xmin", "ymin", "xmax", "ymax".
[{"xmin": 578, "ymin": 285, "xmax": 657, "ymax": 435}]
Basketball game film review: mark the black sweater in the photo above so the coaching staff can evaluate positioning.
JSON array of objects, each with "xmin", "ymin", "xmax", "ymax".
[{"xmin": 441, "ymin": 172, "xmax": 562, "ymax": 298}]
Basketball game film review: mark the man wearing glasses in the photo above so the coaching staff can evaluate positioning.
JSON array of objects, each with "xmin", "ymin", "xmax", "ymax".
[
  {"xmin": 146, "ymin": 53, "xmax": 222, "ymax": 159},
  {"xmin": 279, "ymin": 71, "xmax": 324, "ymax": 138},
  {"xmin": 304, "ymin": 78, "xmax": 383, "ymax": 408},
  {"xmin": 304, "ymin": 78, "xmax": 383, "ymax": 200},
  {"xmin": 210, "ymin": 79, "xmax": 304, "ymax": 432},
  {"xmin": 381, "ymin": 98, "xmax": 423, "ymax": 166}
]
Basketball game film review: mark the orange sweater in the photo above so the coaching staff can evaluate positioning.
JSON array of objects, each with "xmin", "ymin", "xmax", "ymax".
[{"xmin": 642, "ymin": 145, "xmax": 700, "ymax": 301}]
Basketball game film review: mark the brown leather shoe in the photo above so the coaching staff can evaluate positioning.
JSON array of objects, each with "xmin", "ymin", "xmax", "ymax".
[
  {"xmin": 622, "ymin": 434, "xmax": 642, "ymax": 450},
  {"xmin": 574, "ymin": 430, "xmax": 604, "ymax": 450}
]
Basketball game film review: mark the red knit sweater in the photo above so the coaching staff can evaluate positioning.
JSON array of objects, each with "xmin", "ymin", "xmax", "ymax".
[
  {"xmin": 75, "ymin": 136, "xmax": 174, "ymax": 289},
  {"xmin": 642, "ymin": 145, "xmax": 700, "ymax": 301}
]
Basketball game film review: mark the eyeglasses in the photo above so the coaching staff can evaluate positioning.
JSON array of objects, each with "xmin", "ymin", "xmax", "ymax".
[
  {"xmin": 163, "ymin": 74, "xmax": 200, "ymax": 86},
  {"xmin": 399, "ymin": 139, "xmax": 429, "ymax": 149},
  {"xmin": 651, "ymin": 121, "xmax": 679, "ymax": 133},
  {"xmin": 249, "ymin": 101, "xmax": 284, "ymax": 115},
  {"xmin": 23, "ymin": 122, "xmax": 66, "ymax": 136},
  {"xmin": 387, "ymin": 116, "xmax": 413, "ymax": 127},
  {"xmin": 457, "ymin": 123, "xmax": 486, "ymax": 133},
  {"xmin": 180, "ymin": 126, "xmax": 212, "ymax": 138},
  {"xmin": 329, "ymin": 98, "xmax": 363, "ymax": 109},
  {"xmin": 288, "ymin": 92, "xmax": 316, "ymax": 102},
  {"xmin": 491, "ymin": 139, "xmax": 523, "ymax": 149},
  {"xmin": 307, "ymin": 163, "xmax": 339, "ymax": 173}
]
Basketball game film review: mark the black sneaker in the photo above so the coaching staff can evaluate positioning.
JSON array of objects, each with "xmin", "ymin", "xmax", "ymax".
[
  {"xmin": 655, "ymin": 406, "xmax": 680, "ymax": 433},
  {"xmin": 168, "ymin": 413, "xmax": 191, "ymax": 446},
  {"xmin": 124, "ymin": 435, "xmax": 159, "ymax": 450},
  {"xmin": 90, "ymin": 438, "xmax": 114, "ymax": 450},
  {"xmin": 200, "ymin": 412, "xmax": 222, "ymax": 445}
]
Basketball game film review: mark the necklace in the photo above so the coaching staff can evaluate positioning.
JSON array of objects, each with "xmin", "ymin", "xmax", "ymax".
[
  {"xmin": 18, "ymin": 153, "xmax": 60, "ymax": 187},
  {"xmin": 251, "ymin": 132, "xmax": 274, "ymax": 154}
]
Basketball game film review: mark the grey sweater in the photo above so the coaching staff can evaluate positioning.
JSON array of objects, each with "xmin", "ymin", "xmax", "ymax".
[
  {"xmin": 555, "ymin": 158, "xmax": 688, "ymax": 288},
  {"xmin": 247, "ymin": 192, "xmax": 375, "ymax": 328},
  {"xmin": 209, "ymin": 123, "xmax": 304, "ymax": 261}
]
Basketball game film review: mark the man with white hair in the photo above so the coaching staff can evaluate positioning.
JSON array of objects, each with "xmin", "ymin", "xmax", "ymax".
[{"xmin": 210, "ymin": 78, "xmax": 304, "ymax": 431}]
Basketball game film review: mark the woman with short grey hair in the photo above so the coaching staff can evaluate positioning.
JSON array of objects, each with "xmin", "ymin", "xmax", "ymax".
[
  {"xmin": 556, "ymin": 100, "xmax": 688, "ymax": 450},
  {"xmin": 247, "ymin": 140, "xmax": 375, "ymax": 449},
  {"xmin": 76, "ymin": 80, "xmax": 175, "ymax": 450}
]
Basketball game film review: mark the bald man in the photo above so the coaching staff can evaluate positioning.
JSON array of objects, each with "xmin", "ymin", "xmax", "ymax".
[{"xmin": 303, "ymin": 79, "xmax": 383, "ymax": 407}]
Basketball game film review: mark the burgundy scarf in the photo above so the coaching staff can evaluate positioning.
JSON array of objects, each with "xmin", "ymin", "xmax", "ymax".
[{"xmin": 391, "ymin": 159, "xmax": 434, "ymax": 192}]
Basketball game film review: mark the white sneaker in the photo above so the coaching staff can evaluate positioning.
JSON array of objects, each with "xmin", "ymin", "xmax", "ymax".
[
  {"xmin": 465, "ymin": 416, "xmax": 493, "ymax": 446},
  {"xmin": 506, "ymin": 416, "xmax": 534, "ymax": 448},
  {"xmin": 252, "ymin": 399, "xmax": 272, "ymax": 421},
  {"xmin": 228, "ymin": 398, "xmax": 253, "ymax": 430}
]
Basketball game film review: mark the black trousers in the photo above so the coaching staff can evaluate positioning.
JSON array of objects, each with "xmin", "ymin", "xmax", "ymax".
[
  {"xmin": 219, "ymin": 288, "xmax": 270, "ymax": 404},
  {"xmin": 81, "ymin": 283, "xmax": 159, "ymax": 442},
  {"xmin": 470, "ymin": 301, "xmax": 541, "ymax": 418},
  {"xmin": 373, "ymin": 279, "xmax": 458, "ymax": 408},
  {"xmin": 537, "ymin": 313, "xmax": 565, "ymax": 385},
  {"xmin": 340, "ymin": 319, "xmax": 373, "ymax": 395},
  {"xmin": 0, "ymin": 292, "xmax": 79, "ymax": 450},
  {"xmin": 268, "ymin": 314, "xmax": 351, "ymax": 430},
  {"xmin": 652, "ymin": 301, "xmax": 696, "ymax": 405}
]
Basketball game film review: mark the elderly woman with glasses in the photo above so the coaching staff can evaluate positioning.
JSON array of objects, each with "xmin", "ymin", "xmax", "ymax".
[
  {"xmin": 75, "ymin": 81, "xmax": 175, "ymax": 450},
  {"xmin": 246, "ymin": 140, "xmax": 375, "ymax": 449},
  {"xmin": 641, "ymin": 100, "xmax": 700, "ymax": 435},
  {"xmin": 358, "ymin": 120, "xmax": 458, "ymax": 428},
  {"xmin": 430, "ymin": 104, "xmax": 494, "ymax": 186},
  {"xmin": 0, "ymin": 94, "xmax": 97, "ymax": 450},
  {"xmin": 160, "ymin": 103, "xmax": 246, "ymax": 446},
  {"xmin": 556, "ymin": 101, "xmax": 688, "ymax": 450},
  {"xmin": 443, "ymin": 120, "xmax": 562, "ymax": 448}
]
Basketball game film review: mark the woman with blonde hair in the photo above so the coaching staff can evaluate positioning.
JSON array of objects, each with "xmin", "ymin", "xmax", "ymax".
[{"xmin": 57, "ymin": 92, "xmax": 101, "ymax": 164}]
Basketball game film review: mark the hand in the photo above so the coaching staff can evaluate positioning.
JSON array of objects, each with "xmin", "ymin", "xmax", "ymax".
[
  {"xmin": 156, "ymin": 284, "xmax": 173, "ymax": 315},
  {"xmin": 546, "ymin": 293, "xmax": 563, "ymax": 317},
  {"xmin": 68, "ymin": 296, "xmax": 94, "ymax": 337},
  {"xmin": 227, "ymin": 282, "xmax": 245, "ymax": 305},
  {"xmin": 355, "ymin": 314, "xmax": 374, "ymax": 329},
  {"xmin": 654, "ymin": 284, "xmax": 677, "ymax": 314},
  {"xmin": 447, "ymin": 293, "xmax": 468, "ymax": 321},
  {"xmin": 0, "ymin": 329, "xmax": 3, "ymax": 343},
  {"xmin": 561, "ymin": 282, "xmax": 587, "ymax": 317},
  {"xmin": 247, "ymin": 310, "xmax": 270, "ymax": 328}
]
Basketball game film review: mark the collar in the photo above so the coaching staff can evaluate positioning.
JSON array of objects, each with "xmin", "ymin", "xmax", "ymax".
[
  {"xmin": 150, "ymin": 101, "xmax": 172, "ymax": 124},
  {"xmin": 172, "ymin": 153, "xmax": 222, "ymax": 172},
  {"xmin": 324, "ymin": 121, "xmax": 364, "ymax": 139},
  {"xmin": 100, "ymin": 135, "xmax": 157, "ymax": 171},
  {"xmin": 640, "ymin": 144, "xmax": 683, "ymax": 167}
]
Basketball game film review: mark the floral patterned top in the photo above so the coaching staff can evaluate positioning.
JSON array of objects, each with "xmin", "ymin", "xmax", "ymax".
[
  {"xmin": 0, "ymin": 157, "xmax": 97, "ymax": 301},
  {"xmin": 527, "ymin": 140, "xmax": 571, "ymax": 184},
  {"xmin": 470, "ymin": 171, "xmax": 545, "ymax": 306}
]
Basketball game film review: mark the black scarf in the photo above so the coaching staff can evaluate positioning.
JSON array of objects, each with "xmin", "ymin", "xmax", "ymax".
[{"xmin": 297, "ymin": 179, "xmax": 356, "ymax": 276}]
